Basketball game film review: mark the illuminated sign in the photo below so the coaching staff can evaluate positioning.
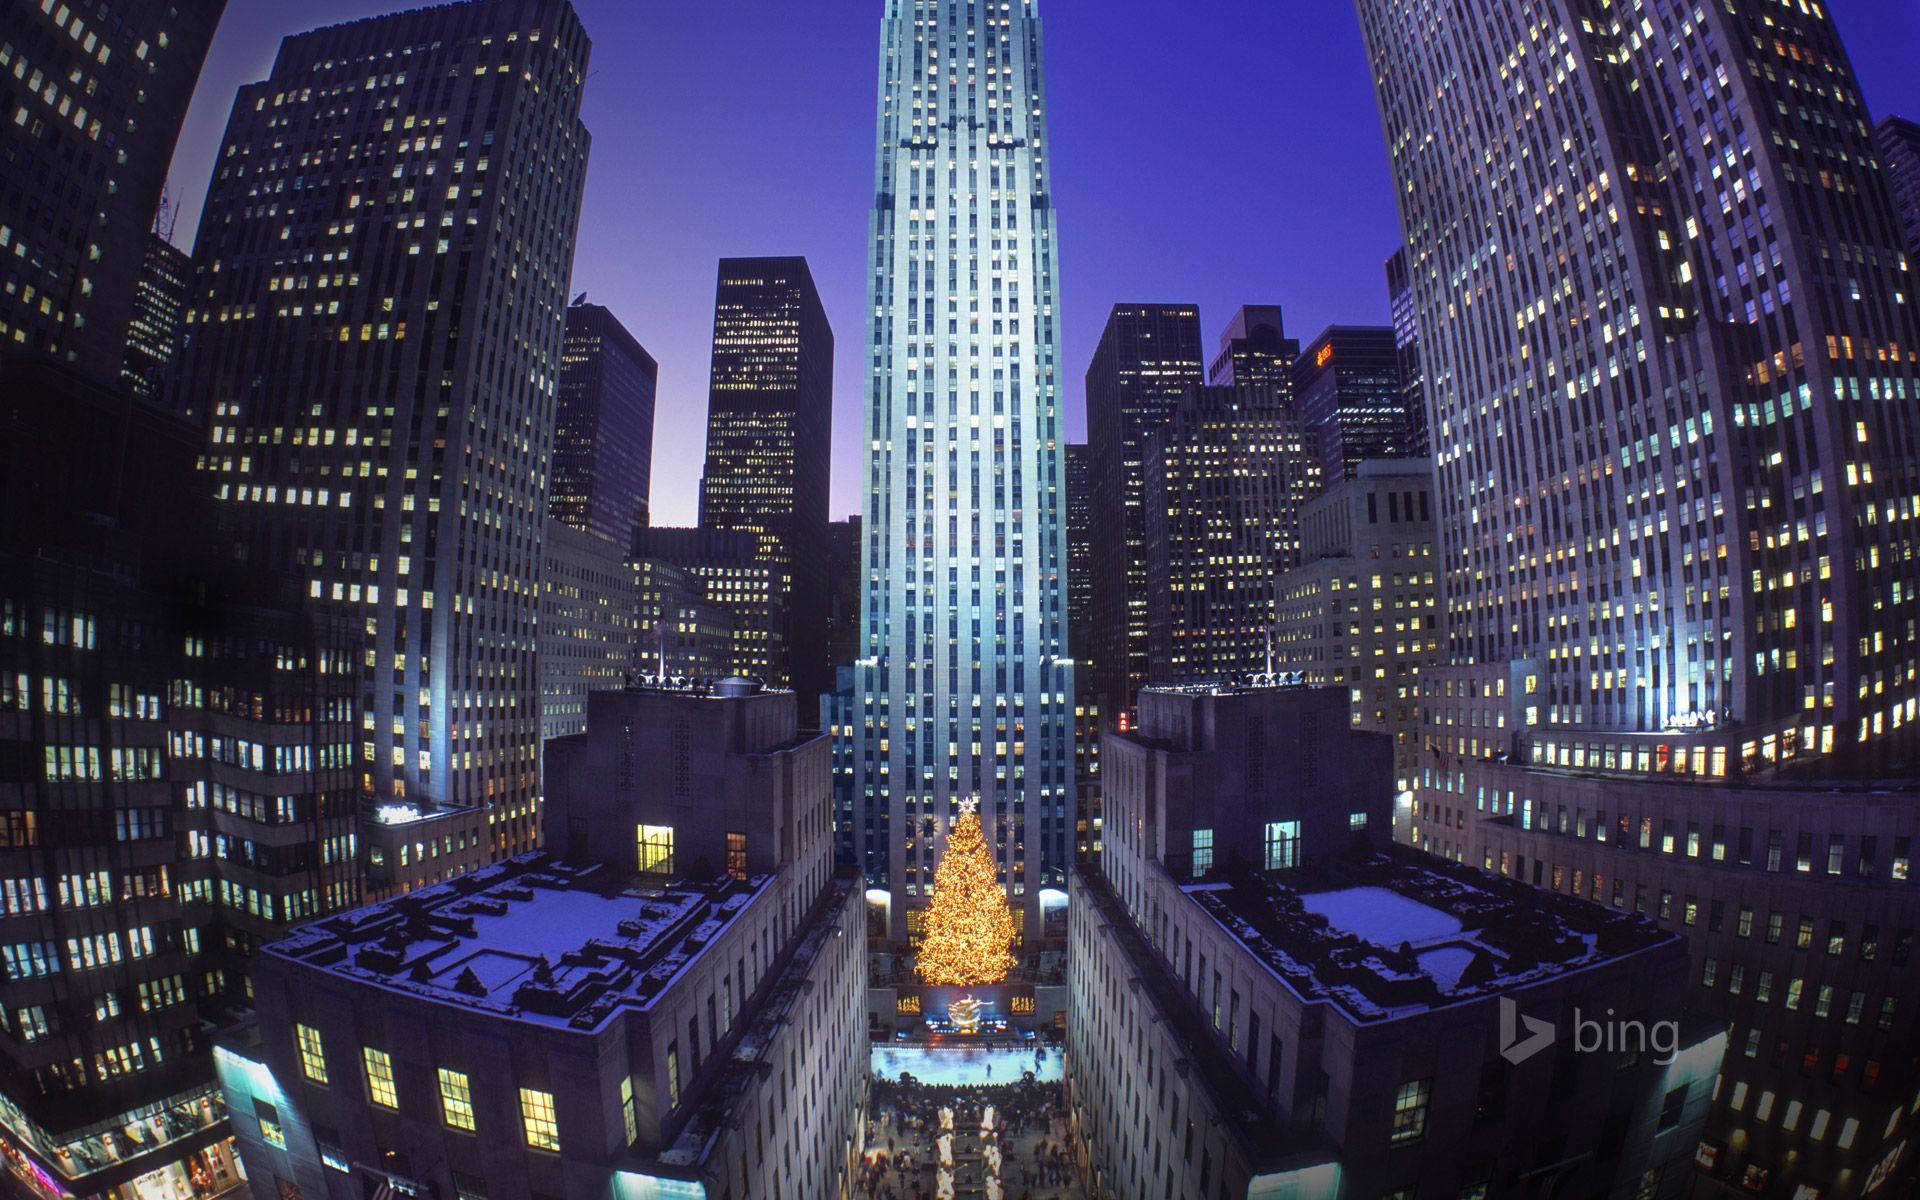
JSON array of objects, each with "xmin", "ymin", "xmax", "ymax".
[{"xmin": 1315, "ymin": 343, "xmax": 1335, "ymax": 369}]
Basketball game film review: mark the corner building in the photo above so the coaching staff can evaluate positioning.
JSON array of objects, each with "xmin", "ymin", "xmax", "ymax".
[
  {"xmin": 216, "ymin": 679, "xmax": 864, "ymax": 1200},
  {"xmin": 181, "ymin": 0, "xmax": 592, "ymax": 844},
  {"xmin": 1356, "ymin": 0, "xmax": 1920, "ymax": 1192},
  {"xmin": 856, "ymin": 0, "xmax": 1075, "ymax": 941}
]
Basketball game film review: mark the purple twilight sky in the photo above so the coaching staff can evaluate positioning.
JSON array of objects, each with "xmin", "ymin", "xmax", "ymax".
[{"xmin": 163, "ymin": 0, "xmax": 1920, "ymax": 528}]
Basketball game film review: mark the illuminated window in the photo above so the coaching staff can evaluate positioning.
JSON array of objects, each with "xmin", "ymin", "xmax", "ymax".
[
  {"xmin": 1264, "ymin": 821, "xmax": 1301, "ymax": 871},
  {"xmin": 362, "ymin": 1047, "xmax": 398, "ymax": 1109},
  {"xmin": 438, "ymin": 1068, "xmax": 476, "ymax": 1131},
  {"xmin": 620, "ymin": 1076, "xmax": 637, "ymax": 1146},
  {"xmin": 255, "ymin": 1100, "xmax": 286, "ymax": 1149},
  {"xmin": 637, "ymin": 824, "xmax": 674, "ymax": 876},
  {"xmin": 725, "ymin": 832, "xmax": 748, "ymax": 881},
  {"xmin": 1390, "ymin": 1078, "xmax": 1431, "ymax": 1144},
  {"xmin": 295, "ymin": 1023, "xmax": 328, "ymax": 1083},
  {"xmin": 1191, "ymin": 828, "xmax": 1214, "ymax": 876},
  {"xmin": 666, "ymin": 1042, "xmax": 681, "ymax": 1109},
  {"xmin": 519, "ymin": 1087, "xmax": 560, "ymax": 1152}
]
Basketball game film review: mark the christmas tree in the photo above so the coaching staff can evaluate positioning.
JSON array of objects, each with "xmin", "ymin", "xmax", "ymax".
[{"xmin": 916, "ymin": 799, "xmax": 1017, "ymax": 985}]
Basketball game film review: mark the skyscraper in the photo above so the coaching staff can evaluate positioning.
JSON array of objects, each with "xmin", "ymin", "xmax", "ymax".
[
  {"xmin": 0, "ymin": 0, "xmax": 223, "ymax": 377},
  {"xmin": 1062, "ymin": 442, "xmax": 1094, "ymax": 654},
  {"xmin": 1877, "ymin": 116, "xmax": 1920, "ymax": 258},
  {"xmin": 123, "ymin": 233, "xmax": 193, "ymax": 404},
  {"xmin": 1143, "ymin": 382, "xmax": 1318, "ymax": 686},
  {"xmin": 1206, "ymin": 303, "xmax": 1296, "ymax": 390},
  {"xmin": 699, "ymin": 256, "xmax": 834, "ymax": 703},
  {"xmin": 1358, "ymin": 0, "xmax": 1920, "ymax": 1189},
  {"xmin": 538, "ymin": 521, "xmax": 638, "ymax": 745},
  {"xmin": 1291, "ymin": 325, "xmax": 1412, "ymax": 484},
  {"xmin": 552, "ymin": 299, "xmax": 657, "ymax": 546},
  {"xmin": 1085, "ymin": 304, "xmax": 1205, "ymax": 722},
  {"xmin": 858, "ymin": 0, "xmax": 1074, "ymax": 940},
  {"xmin": 1384, "ymin": 247, "xmax": 1429, "ymax": 457},
  {"xmin": 825, "ymin": 515, "xmax": 863, "ymax": 674},
  {"xmin": 182, "ymin": 0, "xmax": 592, "ymax": 851}
]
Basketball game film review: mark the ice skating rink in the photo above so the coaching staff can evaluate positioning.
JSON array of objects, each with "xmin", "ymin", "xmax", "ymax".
[{"xmin": 871, "ymin": 1044, "xmax": 1063, "ymax": 1086}]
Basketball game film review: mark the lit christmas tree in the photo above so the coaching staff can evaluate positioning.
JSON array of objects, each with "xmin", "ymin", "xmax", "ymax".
[{"xmin": 916, "ymin": 799, "xmax": 1017, "ymax": 986}]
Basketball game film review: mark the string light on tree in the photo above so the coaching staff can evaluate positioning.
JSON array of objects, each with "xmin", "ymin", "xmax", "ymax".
[{"xmin": 916, "ymin": 797, "xmax": 1017, "ymax": 986}]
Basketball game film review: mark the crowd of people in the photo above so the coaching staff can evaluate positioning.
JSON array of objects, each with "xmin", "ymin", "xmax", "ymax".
[{"xmin": 854, "ymin": 1068, "xmax": 1085, "ymax": 1200}]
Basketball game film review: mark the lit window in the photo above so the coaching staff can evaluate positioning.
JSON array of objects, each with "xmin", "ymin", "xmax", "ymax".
[
  {"xmin": 295, "ymin": 1023, "xmax": 328, "ymax": 1083},
  {"xmin": 1264, "ymin": 821, "xmax": 1301, "ymax": 871},
  {"xmin": 363, "ymin": 1047, "xmax": 398, "ymax": 1109},
  {"xmin": 438, "ymin": 1068, "xmax": 476, "ymax": 1131},
  {"xmin": 1191, "ymin": 829, "xmax": 1214, "ymax": 876},
  {"xmin": 637, "ymin": 824, "xmax": 674, "ymax": 875},
  {"xmin": 620, "ymin": 1076, "xmax": 638, "ymax": 1146},
  {"xmin": 519, "ymin": 1087, "xmax": 560, "ymax": 1152},
  {"xmin": 1390, "ymin": 1078, "xmax": 1430, "ymax": 1144}
]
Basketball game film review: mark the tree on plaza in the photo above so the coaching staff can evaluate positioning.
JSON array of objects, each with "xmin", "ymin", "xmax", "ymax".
[{"xmin": 916, "ymin": 798, "xmax": 1017, "ymax": 986}]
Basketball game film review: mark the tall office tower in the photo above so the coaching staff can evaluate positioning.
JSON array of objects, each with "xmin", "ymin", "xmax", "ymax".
[
  {"xmin": 699, "ymin": 257, "xmax": 834, "ymax": 703},
  {"xmin": 123, "ymin": 233, "xmax": 193, "ymax": 403},
  {"xmin": 1271, "ymin": 460, "xmax": 1439, "ymax": 794},
  {"xmin": 2, "ymin": 358, "xmax": 360, "ymax": 1200},
  {"xmin": 0, "ymin": 0, "xmax": 222, "ymax": 374},
  {"xmin": 1071, "ymin": 683, "xmax": 1720, "ymax": 1200},
  {"xmin": 552, "ymin": 299, "xmax": 658, "ymax": 545},
  {"xmin": 1085, "ymin": 304, "xmax": 1205, "ymax": 723},
  {"xmin": 824, "ymin": 516, "xmax": 863, "ymax": 673},
  {"xmin": 858, "ymin": 0, "xmax": 1076, "ymax": 942},
  {"xmin": 1291, "ymin": 325, "xmax": 1412, "ymax": 484},
  {"xmin": 1384, "ymin": 247, "xmax": 1429, "ymax": 457},
  {"xmin": 633, "ymin": 556, "xmax": 736, "ymax": 681},
  {"xmin": 1143, "ymin": 383, "xmax": 1319, "ymax": 685},
  {"xmin": 1062, "ymin": 442, "xmax": 1101, "ymax": 863},
  {"xmin": 1878, "ymin": 116, "xmax": 1920, "ymax": 257},
  {"xmin": 1206, "ymin": 303, "xmax": 1297, "ymax": 390},
  {"xmin": 181, "ymin": 2, "xmax": 592, "ymax": 861},
  {"xmin": 538, "ymin": 522, "xmax": 638, "ymax": 745},
  {"xmin": 633, "ymin": 526, "xmax": 779, "ymax": 682},
  {"xmin": 219, "ymin": 679, "xmax": 865, "ymax": 1200},
  {"xmin": 1358, "ymin": 0, "xmax": 1920, "ymax": 1191}
]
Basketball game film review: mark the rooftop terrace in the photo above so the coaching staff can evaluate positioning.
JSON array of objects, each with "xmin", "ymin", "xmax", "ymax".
[
  {"xmin": 1185, "ymin": 852, "xmax": 1673, "ymax": 1022},
  {"xmin": 263, "ymin": 855, "xmax": 768, "ymax": 1030}
]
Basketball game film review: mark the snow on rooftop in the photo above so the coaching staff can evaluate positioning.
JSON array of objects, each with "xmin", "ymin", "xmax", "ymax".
[{"xmin": 1301, "ymin": 886, "xmax": 1461, "ymax": 946}]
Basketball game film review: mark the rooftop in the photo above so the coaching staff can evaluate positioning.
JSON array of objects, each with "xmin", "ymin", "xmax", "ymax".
[
  {"xmin": 1185, "ymin": 852, "xmax": 1673, "ymax": 1022},
  {"xmin": 262, "ymin": 855, "xmax": 769, "ymax": 1030}
]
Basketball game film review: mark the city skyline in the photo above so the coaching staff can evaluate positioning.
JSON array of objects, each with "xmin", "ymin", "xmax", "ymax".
[{"xmin": 155, "ymin": 0, "xmax": 1920, "ymax": 527}]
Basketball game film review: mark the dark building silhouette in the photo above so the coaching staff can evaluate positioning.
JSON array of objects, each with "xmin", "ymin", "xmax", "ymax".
[
  {"xmin": 1878, "ymin": 116, "xmax": 1920, "ymax": 257},
  {"xmin": 1206, "ymin": 304, "xmax": 1297, "ymax": 390},
  {"xmin": 176, "ymin": 0, "xmax": 592, "ymax": 852},
  {"xmin": 1063, "ymin": 442, "xmax": 1094, "ymax": 659},
  {"xmin": 123, "ymin": 233, "xmax": 193, "ymax": 404},
  {"xmin": 698, "ymin": 257, "xmax": 833, "ymax": 705},
  {"xmin": 1085, "ymin": 304, "xmax": 1205, "ymax": 723},
  {"xmin": 1292, "ymin": 325, "xmax": 1412, "ymax": 484},
  {"xmin": 552, "ymin": 299, "xmax": 658, "ymax": 545},
  {"xmin": 0, "ymin": 0, "xmax": 223, "ymax": 380},
  {"xmin": 1144, "ymin": 383, "xmax": 1319, "ymax": 686},
  {"xmin": 1384, "ymin": 247, "xmax": 1429, "ymax": 457},
  {"xmin": 824, "ymin": 515, "xmax": 862, "ymax": 675}
]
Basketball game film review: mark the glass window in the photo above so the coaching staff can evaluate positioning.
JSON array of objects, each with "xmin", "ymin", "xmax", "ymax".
[
  {"xmin": 295, "ymin": 1023, "xmax": 328, "ymax": 1083},
  {"xmin": 1390, "ymin": 1078, "xmax": 1431, "ymax": 1144},
  {"xmin": 438, "ymin": 1068, "xmax": 476, "ymax": 1131},
  {"xmin": 519, "ymin": 1087, "xmax": 560, "ymax": 1152},
  {"xmin": 1264, "ymin": 821, "xmax": 1301, "ymax": 871},
  {"xmin": 362, "ymin": 1047, "xmax": 397, "ymax": 1109},
  {"xmin": 620, "ymin": 1076, "xmax": 638, "ymax": 1145},
  {"xmin": 637, "ymin": 824, "xmax": 674, "ymax": 875},
  {"xmin": 725, "ymin": 832, "xmax": 748, "ymax": 880},
  {"xmin": 1192, "ymin": 828, "xmax": 1214, "ymax": 876}
]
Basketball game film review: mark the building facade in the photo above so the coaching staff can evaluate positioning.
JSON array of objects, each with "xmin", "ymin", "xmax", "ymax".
[
  {"xmin": 699, "ymin": 257, "xmax": 834, "ymax": 704},
  {"xmin": 632, "ymin": 527, "xmax": 778, "ymax": 685},
  {"xmin": 1876, "ymin": 116, "xmax": 1920, "ymax": 259},
  {"xmin": 856, "ymin": 0, "xmax": 1076, "ymax": 941},
  {"xmin": 122, "ymin": 234, "xmax": 193, "ymax": 405},
  {"xmin": 1383, "ymin": 248, "xmax": 1429, "ymax": 458},
  {"xmin": 1071, "ymin": 682, "xmax": 1722, "ymax": 1200},
  {"xmin": 552, "ymin": 300, "xmax": 657, "ymax": 548},
  {"xmin": 1357, "ymin": 0, "xmax": 1920, "ymax": 1191},
  {"xmin": 1084, "ymin": 304, "xmax": 1205, "ymax": 723},
  {"xmin": 217, "ymin": 679, "xmax": 865, "ymax": 1200},
  {"xmin": 632, "ymin": 557, "xmax": 735, "ymax": 683},
  {"xmin": 181, "ymin": 0, "xmax": 593, "ymax": 858},
  {"xmin": 0, "ymin": 0, "xmax": 222, "ymax": 376},
  {"xmin": 1272, "ymin": 460, "xmax": 1440, "ymax": 793},
  {"xmin": 1143, "ymin": 382, "xmax": 1319, "ymax": 687},
  {"xmin": 1206, "ymin": 304, "xmax": 1296, "ymax": 391},
  {"xmin": 538, "ymin": 522, "xmax": 638, "ymax": 745},
  {"xmin": 1291, "ymin": 325, "xmax": 1412, "ymax": 485},
  {"xmin": 824, "ymin": 516, "xmax": 863, "ymax": 679}
]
